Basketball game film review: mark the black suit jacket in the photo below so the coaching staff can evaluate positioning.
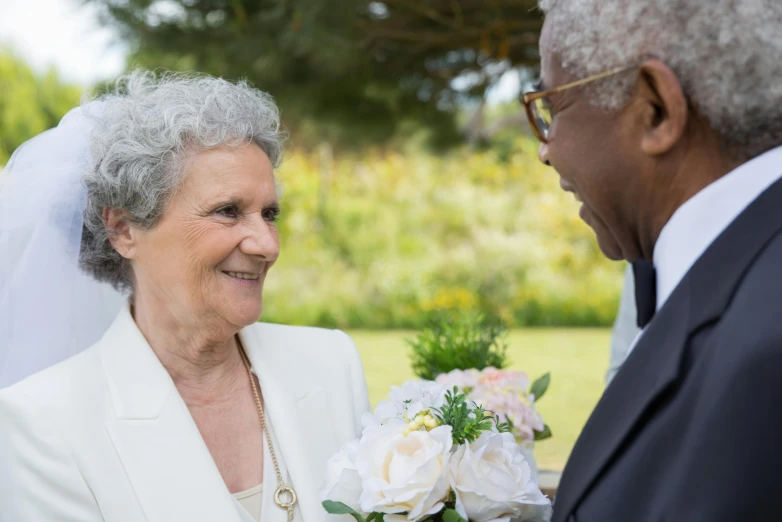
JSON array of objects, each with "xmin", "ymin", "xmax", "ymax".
[{"xmin": 553, "ymin": 177, "xmax": 782, "ymax": 522}]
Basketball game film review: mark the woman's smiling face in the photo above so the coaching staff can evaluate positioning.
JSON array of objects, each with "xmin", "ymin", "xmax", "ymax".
[{"xmin": 130, "ymin": 142, "xmax": 280, "ymax": 329}]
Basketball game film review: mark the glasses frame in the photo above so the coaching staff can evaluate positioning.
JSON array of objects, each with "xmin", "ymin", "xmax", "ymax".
[{"xmin": 521, "ymin": 65, "xmax": 637, "ymax": 143}]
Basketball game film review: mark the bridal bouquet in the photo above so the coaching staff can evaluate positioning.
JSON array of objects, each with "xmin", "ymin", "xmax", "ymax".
[{"xmin": 320, "ymin": 380, "xmax": 552, "ymax": 522}]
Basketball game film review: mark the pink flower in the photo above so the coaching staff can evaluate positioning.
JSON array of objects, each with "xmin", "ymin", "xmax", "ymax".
[
  {"xmin": 477, "ymin": 368, "xmax": 530, "ymax": 390},
  {"xmin": 469, "ymin": 368, "xmax": 543, "ymax": 443},
  {"xmin": 435, "ymin": 369, "xmax": 480, "ymax": 392},
  {"xmin": 436, "ymin": 368, "xmax": 545, "ymax": 443}
]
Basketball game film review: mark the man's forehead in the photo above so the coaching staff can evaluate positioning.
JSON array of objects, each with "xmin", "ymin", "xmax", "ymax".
[
  {"xmin": 539, "ymin": 17, "xmax": 555, "ymax": 51},
  {"xmin": 538, "ymin": 18, "xmax": 577, "ymax": 88},
  {"xmin": 538, "ymin": 19, "xmax": 556, "ymax": 84}
]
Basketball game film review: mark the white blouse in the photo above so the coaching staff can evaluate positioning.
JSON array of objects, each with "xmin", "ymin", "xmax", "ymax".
[
  {"xmin": 230, "ymin": 368, "xmax": 287, "ymax": 522},
  {"xmin": 233, "ymin": 483, "xmax": 263, "ymax": 521}
]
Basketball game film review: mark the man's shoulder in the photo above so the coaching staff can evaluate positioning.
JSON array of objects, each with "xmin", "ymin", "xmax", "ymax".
[
  {"xmin": 728, "ymin": 227, "xmax": 782, "ymax": 315},
  {"xmin": 705, "ymin": 229, "xmax": 782, "ymax": 366}
]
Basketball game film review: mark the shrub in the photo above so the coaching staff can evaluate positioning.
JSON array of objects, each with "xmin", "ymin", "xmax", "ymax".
[{"xmin": 408, "ymin": 312, "xmax": 509, "ymax": 380}]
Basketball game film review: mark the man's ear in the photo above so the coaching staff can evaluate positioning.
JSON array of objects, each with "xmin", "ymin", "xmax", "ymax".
[
  {"xmin": 635, "ymin": 59, "xmax": 689, "ymax": 156},
  {"xmin": 103, "ymin": 207, "xmax": 138, "ymax": 259}
]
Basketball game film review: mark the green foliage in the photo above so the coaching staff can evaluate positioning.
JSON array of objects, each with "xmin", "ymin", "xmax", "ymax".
[
  {"xmin": 0, "ymin": 50, "xmax": 82, "ymax": 165},
  {"xmin": 530, "ymin": 373, "xmax": 553, "ymax": 440},
  {"xmin": 366, "ymin": 513, "xmax": 385, "ymax": 522},
  {"xmin": 433, "ymin": 388, "xmax": 511, "ymax": 445},
  {"xmin": 323, "ymin": 501, "xmax": 366, "ymax": 522},
  {"xmin": 86, "ymin": 0, "xmax": 542, "ymax": 149},
  {"xmin": 442, "ymin": 509, "xmax": 467, "ymax": 522},
  {"xmin": 534, "ymin": 424, "xmax": 552, "ymax": 442},
  {"xmin": 529, "ymin": 372, "xmax": 550, "ymax": 401},
  {"xmin": 261, "ymin": 138, "xmax": 624, "ymax": 329},
  {"xmin": 408, "ymin": 312, "xmax": 509, "ymax": 381}
]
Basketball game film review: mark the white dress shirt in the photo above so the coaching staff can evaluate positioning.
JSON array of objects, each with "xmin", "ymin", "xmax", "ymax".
[{"xmin": 626, "ymin": 145, "xmax": 782, "ymax": 357}]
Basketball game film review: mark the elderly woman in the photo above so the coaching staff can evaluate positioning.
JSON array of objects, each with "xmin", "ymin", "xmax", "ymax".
[{"xmin": 0, "ymin": 72, "xmax": 369, "ymax": 522}]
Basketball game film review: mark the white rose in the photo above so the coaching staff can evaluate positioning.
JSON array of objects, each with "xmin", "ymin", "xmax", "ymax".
[
  {"xmin": 517, "ymin": 439, "xmax": 539, "ymax": 485},
  {"xmin": 450, "ymin": 432, "xmax": 552, "ymax": 522},
  {"xmin": 355, "ymin": 423, "xmax": 453, "ymax": 521},
  {"xmin": 320, "ymin": 439, "xmax": 364, "ymax": 513}
]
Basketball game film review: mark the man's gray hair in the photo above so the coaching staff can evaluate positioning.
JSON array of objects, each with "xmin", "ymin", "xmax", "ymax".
[
  {"xmin": 539, "ymin": 0, "xmax": 782, "ymax": 160},
  {"xmin": 79, "ymin": 70, "xmax": 285, "ymax": 292}
]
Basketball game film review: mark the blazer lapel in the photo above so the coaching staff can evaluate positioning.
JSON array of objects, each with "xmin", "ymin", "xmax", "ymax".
[
  {"xmin": 241, "ymin": 325, "xmax": 337, "ymax": 522},
  {"xmin": 101, "ymin": 306, "xmax": 243, "ymax": 522},
  {"xmin": 553, "ymin": 176, "xmax": 782, "ymax": 522},
  {"xmin": 551, "ymin": 286, "xmax": 690, "ymax": 522}
]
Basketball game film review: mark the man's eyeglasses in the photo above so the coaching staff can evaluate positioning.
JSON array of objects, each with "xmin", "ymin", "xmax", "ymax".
[{"xmin": 521, "ymin": 65, "xmax": 637, "ymax": 144}]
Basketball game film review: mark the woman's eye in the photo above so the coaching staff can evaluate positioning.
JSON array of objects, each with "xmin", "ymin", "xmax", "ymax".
[
  {"xmin": 263, "ymin": 208, "xmax": 281, "ymax": 223},
  {"xmin": 216, "ymin": 205, "xmax": 239, "ymax": 218}
]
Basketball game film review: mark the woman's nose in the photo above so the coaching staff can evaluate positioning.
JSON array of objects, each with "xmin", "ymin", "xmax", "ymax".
[{"xmin": 241, "ymin": 215, "xmax": 279, "ymax": 260}]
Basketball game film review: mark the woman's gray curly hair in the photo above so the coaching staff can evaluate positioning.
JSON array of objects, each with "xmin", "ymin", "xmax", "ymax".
[
  {"xmin": 79, "ymin": 70, "xmax": 285, "ymax": 292},
  {"xmin": 539, "ymin": 0, "xmax": 782, "ymax": 161}
]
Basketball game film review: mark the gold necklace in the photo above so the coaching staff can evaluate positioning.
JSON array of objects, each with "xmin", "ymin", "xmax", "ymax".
[{"xmin": 238, "ymin": 345, "xmax": 298, "ymax": 521}]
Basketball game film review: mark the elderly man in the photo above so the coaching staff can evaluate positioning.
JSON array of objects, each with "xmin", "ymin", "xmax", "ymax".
[{"xmin": 521, "ymin": 1, "xmax": 782, "ymax": 520}]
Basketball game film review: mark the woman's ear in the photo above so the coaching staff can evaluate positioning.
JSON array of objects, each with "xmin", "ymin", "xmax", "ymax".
[
  {"xmin": 103, "ymin": 208, "xmax": 138, "ymax": 259},
  {"xmin": 636, "ymin": 59, "xmax": 689, "ymax": 156}
]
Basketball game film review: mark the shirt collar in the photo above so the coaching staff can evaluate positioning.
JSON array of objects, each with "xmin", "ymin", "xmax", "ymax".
[{"xmin": 653, "ymin": 145, "xmax": 782, "ymax": 311}]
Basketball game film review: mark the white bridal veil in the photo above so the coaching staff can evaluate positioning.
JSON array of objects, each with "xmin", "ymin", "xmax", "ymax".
[{"xmin": 0, "ymin": 102, "xmax": 124, "ymax": 389}]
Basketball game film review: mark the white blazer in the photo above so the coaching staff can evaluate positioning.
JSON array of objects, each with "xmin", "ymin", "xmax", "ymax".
[{"xmin": 0, "ymin": 305, "xmax": 370, "ymax": 522}]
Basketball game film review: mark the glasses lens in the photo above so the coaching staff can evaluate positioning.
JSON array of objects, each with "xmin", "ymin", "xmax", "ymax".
[{"xmin": 531, "ymin": 98, "xmax": 552, "ymax": 140}]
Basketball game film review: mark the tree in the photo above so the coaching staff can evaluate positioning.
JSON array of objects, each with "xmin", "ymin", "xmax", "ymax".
[
  {"xmin": 0, "ymin": 51, "xmax": 82, "ymax": 165},
  {"xmin": 86, "ymin": 0, "xmax": 542, "ymax": 147}
]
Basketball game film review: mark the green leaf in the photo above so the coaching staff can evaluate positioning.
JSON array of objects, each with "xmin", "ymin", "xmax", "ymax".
[
  {"xmin": 433, "ymin": 388, "xmax": 499, "ymax": 445},
  {"xmin": 530, "ymin": 372, "xmax": 550, "ymax": 401},
  {"xmin": 442, "ymin": 509, "xmax": 467, "ymax": 522},
  {"xmin": 534, "ymin": 424, "xmax": 553, "ymax": 441},
  {"xmin": 322, "ymin": 501, "xmax": 367, "ymax": 522}
]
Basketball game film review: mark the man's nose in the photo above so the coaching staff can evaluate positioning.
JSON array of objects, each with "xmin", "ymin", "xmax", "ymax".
[{"xmin": 537, "ymin": 141, "xmax": 551, "ymax": 166}]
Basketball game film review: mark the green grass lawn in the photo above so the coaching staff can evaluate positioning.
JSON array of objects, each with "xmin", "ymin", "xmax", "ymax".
[{"xmin": 347, "ymin": 328, "xmax": 611, "ymax": 472}]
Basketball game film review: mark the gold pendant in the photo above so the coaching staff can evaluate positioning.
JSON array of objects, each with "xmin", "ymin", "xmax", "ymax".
[{"xmin": 275, "ymin": 485, "xmax": 298, "ymax": 521}]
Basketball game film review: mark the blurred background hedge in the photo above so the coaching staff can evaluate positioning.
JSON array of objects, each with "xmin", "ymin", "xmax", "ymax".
[{"xmin": 260, "ymin": 139, "xmax": 622, "ymax": 328}]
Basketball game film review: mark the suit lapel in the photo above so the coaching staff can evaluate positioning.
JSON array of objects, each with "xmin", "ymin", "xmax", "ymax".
[
  {"xmin": 241, "ymin": 324, "xmax": 337, "ymax": 522},
  {"xmin": 553, "ymin": 176, "xmax": 782, "ymax": 522},
  {"xmin": 551, "ymin": 285, "xmax": 690, "ymax": 522},
  {"xmin": 100, "ymin": 306, "xmax": 243, "ymax": 522}
]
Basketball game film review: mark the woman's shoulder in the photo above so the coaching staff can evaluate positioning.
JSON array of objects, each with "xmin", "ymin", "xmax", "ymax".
[
  {"xmin": 243, "ymin": 322, "xmax": 369, "ymax": 433},
  {"xmin": 0, "ymin": 343, "xmax": 105, "ymax": 423},
  {"xmin": 243, "ymin": 322, "xmax": 361, "ymax": 365}
]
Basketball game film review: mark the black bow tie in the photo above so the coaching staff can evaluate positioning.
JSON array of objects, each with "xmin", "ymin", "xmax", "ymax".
[{"xmin": 633, "ymin": 260, "xmax": 657, "ymax": 329}]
